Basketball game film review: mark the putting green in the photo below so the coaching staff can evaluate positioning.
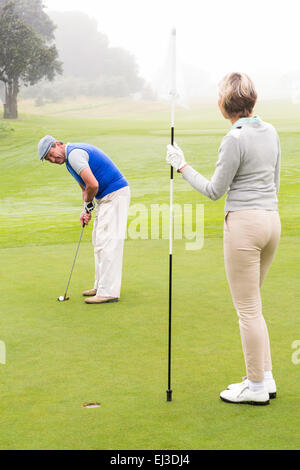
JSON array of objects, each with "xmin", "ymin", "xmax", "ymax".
[{"xmin": 0, "ymin": 99, "xmax": 299, "ymax": 449}]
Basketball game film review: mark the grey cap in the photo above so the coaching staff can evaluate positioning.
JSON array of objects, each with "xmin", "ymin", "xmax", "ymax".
[{"xmin": 38, "ymin": 135, "xmax": 56, "ymax": 160}]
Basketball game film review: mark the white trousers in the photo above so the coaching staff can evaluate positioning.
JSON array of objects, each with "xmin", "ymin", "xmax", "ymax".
[{"xmin": 92, "ymin": 186, "xmax": 130, "ymax": 298}]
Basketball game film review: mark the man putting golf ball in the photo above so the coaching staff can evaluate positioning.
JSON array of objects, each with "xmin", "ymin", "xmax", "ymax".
[{"xmin": 38, "ymin": 136, "xmax": 130, "ymax": 304}]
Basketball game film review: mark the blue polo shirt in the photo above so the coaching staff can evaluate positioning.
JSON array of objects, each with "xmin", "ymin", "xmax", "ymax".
[{"xmin": 65, "ymin": 143, "xmax": 128, "ymax": 199}]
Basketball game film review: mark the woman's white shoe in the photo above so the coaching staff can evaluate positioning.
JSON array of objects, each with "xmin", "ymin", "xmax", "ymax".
[
  {"xmin": 227, "ymin": 378, "xmax": 277, "ymax": 399},
  {"xmin": 220, "ymin": 385, "xmax": 270, "ymax": 405}
]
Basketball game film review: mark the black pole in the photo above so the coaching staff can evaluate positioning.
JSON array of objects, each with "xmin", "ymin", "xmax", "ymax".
[{"xmin": 166, "ymin": 126, "xmax": 174, "ymax": 402}]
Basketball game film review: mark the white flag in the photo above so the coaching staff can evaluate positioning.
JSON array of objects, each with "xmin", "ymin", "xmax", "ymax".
[{"xmin": 153, "ymin": 29, "xmax": 189, "ymax": 109}]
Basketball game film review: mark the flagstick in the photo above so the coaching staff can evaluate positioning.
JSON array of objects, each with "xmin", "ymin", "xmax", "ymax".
[{"xmin": 166, "ymin": 28, "xmax": 176, "ymax": 402}]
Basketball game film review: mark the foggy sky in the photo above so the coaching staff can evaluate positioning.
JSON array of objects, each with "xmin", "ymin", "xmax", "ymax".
[{"xmin": 43, "ymin": 0, "xmax": 300, "ymax": 100}]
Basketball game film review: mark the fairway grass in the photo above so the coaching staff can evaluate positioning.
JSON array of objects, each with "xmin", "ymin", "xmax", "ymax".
[
  {"xmin": 0, "ymin": 239, "xmax": 299, "ymax": 450},
  {"xmin": 0, "ymin": 98, "xmax": 299, "ymax": 449}
]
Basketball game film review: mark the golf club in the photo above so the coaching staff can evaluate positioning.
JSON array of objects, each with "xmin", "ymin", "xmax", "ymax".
[{"xmin": 58, "ymin": 222, "xmax": 85, "ymax": 302}]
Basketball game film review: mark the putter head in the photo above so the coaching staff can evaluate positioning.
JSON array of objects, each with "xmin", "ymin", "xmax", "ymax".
[{"xmin": 58, "ymin": 296, "xmax": 69, "ymax": 302}]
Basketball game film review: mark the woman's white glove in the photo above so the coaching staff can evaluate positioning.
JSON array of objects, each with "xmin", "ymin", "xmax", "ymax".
[{"xmin": 166, "ymin": 142, "xmax": 187, "ymax": 171}]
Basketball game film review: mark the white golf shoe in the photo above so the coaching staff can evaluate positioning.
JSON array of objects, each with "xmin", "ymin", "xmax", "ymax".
[
  {"xmin": 220, "ymin": 384, "xmax": 270, "ymax": 405},
  {"xmin": 227, "ymin": 377, "xmax": 276, "ymax": 399}
]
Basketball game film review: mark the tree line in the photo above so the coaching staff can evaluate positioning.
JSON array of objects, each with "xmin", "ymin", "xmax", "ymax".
[{"xmin": 0, "ymin": 0, "xmax": 144, "ymax": 118}]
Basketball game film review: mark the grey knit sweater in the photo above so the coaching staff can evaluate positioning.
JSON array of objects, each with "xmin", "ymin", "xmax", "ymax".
[{"xmin": 181, "ymin": 117, "xmax": 280, "ymax": 212}]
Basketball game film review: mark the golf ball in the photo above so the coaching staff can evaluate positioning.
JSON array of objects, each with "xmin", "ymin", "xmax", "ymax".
[{"xmin": 58, "ymin": 296, "xmax": 64, "ymax": 302}]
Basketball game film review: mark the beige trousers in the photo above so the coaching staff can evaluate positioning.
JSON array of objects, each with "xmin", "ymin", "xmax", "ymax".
[
  {"xmin": 224, "ymin": 210, "xmax": 281, "ymax": 382},
  {"xmin": 92, "ymin": 186, "xmax": 130, "ymax": 298}
]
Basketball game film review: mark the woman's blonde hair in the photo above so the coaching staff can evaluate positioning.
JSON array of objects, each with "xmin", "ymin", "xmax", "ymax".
[{"xmin": 218, "ymin": 72, "xmax": 257, "ymax": 118}]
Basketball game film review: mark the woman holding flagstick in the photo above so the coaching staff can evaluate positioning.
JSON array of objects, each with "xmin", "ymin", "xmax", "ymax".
[{"xmin": 166, "ymin": 72, "xmax": 281, "ymax": 406}]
